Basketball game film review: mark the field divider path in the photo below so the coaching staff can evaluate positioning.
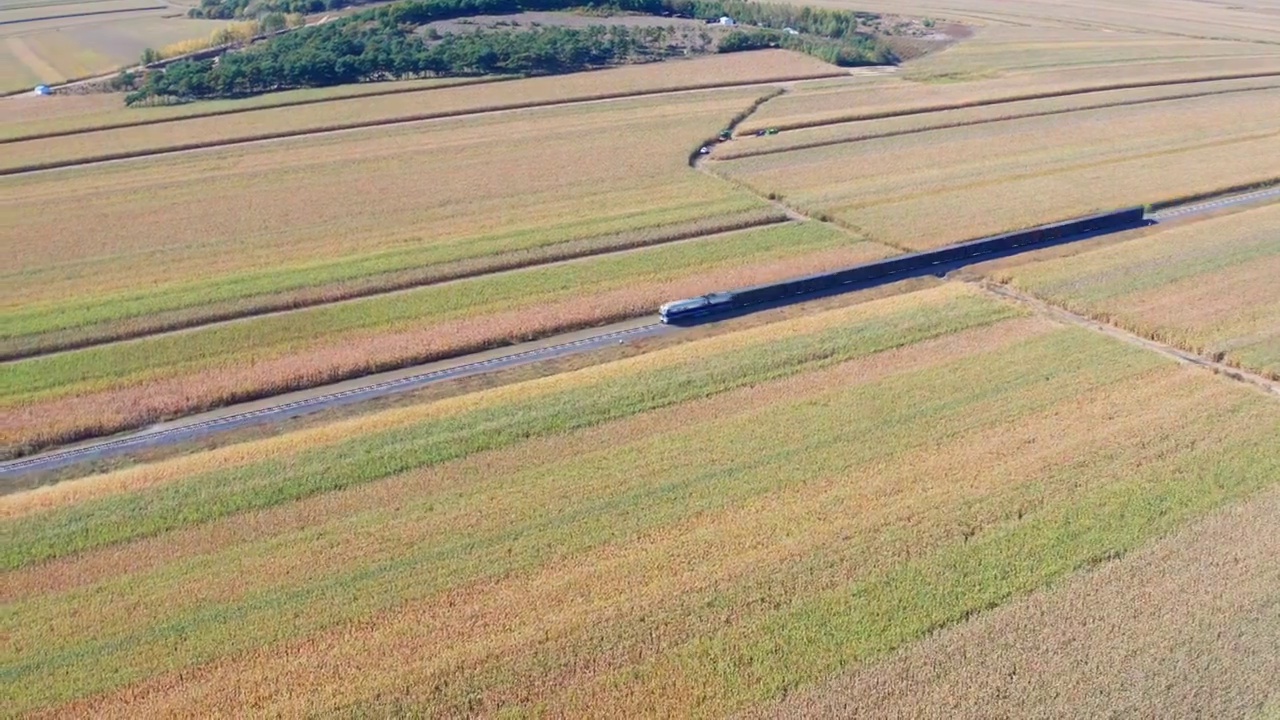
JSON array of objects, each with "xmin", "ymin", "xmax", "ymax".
[
  {"xmin": 0, "ymin": 320, "xmax": 669, "ymax": 478},
  {"xmin": 969, "ymin": 279, "xmax": 1280, "ymax": 399},
  {"xmin": 712, "ymin": 81, "xmax": 1280, "ymax": 161},
  {"xmin": 0, "ymin": 74, "xmax": 850, "ymax": 175},
  {"xmin": 1, "ymin": 215, "xmax": 790, "ymax": 362}
]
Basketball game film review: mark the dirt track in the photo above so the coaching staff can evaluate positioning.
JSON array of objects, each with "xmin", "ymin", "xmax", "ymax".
[{"xmin": 755, "ymin": 484, "xmax": 1280, "ymax": 719}]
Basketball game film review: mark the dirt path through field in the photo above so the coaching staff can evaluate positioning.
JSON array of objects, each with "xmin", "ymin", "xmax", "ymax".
[
  {"xmin": 967, "ymin": 279, "xmax": 1280, "ymax": 400},
  {"xmin": 753, "ymin": 482, "xmax": 1280, "ymax": 719}
]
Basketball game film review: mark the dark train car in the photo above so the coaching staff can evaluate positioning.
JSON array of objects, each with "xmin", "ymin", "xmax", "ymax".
[{"xmin": 658, "ymin": 207, "xmax": 1146, "ymax": 325}]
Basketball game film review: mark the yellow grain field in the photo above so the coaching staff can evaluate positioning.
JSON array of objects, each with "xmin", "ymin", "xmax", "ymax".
[{"xmin": 715, "ymin": 88, "xmax": 1280, "ymax": 250}]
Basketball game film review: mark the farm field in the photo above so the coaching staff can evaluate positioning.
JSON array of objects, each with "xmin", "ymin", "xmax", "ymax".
[
  {"xmin": 0, "ymin": 4, "xmax": 228, "ymax": 94},
  {"xmin": 718, "ymin": 75, "xmax": 1280, "ymax": 159},
  {"xmin": 712, "ymin": 88, "xmax": 1280, "ymax": 250},
  {"xmin": 0, "ymin": 76, "xmax": 505, "ymax": 141},
  {"xmin": 0, "ymin": 49, "xmax": 843, "ymax": 147},
  {"xmin": 1, "ymin": 87, "xmax": 786, "ymax": 358},
  {"xmin": 738, "ymin": 55, "xmax": 1280, "ymax": 134},
  {"xmin": 993, "ymin": 203, "xmax": 1280, "ymax": 380},
  {"xmin": 817, "ymin": 0, "xmax": 1280, "ymax": 43},
  {"xmin": 4, "ymin": 283, "xmax": 1279, "ymax": 716},
  {"xmin": 759, "ymin": 482, "xmax": 1280, "ymax": 718},
  {"xmin": 0, "ymin": 221, "xmax": 896, "ymax": 455}
]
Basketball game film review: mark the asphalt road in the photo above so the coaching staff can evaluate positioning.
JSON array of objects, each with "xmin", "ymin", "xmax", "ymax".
[{"xmin": 2, "ymin": 183, "xmax": 1277, "ymax": 479}]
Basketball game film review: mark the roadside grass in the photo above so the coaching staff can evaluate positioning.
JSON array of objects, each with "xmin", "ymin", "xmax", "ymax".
[
  {"xmin": 1, "ymin": 89, "xmax": 772, "ymax": 352},
  {"xmin": 6, "ymin": 284, "xmax": 1278, "ymax": 716},
  {"xmin": 994, "ymin": 202, "xmax": 1280, "ymax": 379},
  {"xmin": 715, "ymin": 88, "xmax": 1280, "ymax": 250},
  {"xmin": 0, "ymin": 221, "xmax": 897, "ymax": 455}
]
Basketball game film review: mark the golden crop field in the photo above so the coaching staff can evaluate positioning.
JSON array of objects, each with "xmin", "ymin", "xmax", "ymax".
[
  {"xmin": 713, "ymin": 88, "xmax": 1280, "ymax": 250},
  {"xmin": 1, "ymin": 87, "xmax": 787, "ymax": 358},
  {"xmin": 5, "ymin": 283, "xmax": 1279, "ymax": 717},
  {"xmin": 0, "ymin": 49, "xmax": 843, "ymax": 146},
  {"xmin": 994, "ymin": 203, "xmax": 1280, "ymax": 380}
]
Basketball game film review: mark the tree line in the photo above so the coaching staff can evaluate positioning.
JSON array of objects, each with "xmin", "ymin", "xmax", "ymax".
[{"xmin": 125, "ymin": 0, "xmax": 894, "ymax": 104}]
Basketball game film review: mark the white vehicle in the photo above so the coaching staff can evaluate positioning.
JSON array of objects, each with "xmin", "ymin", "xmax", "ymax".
[{"xmin": 659, "ymin": 292, "xmax": 734, "ymax": 323}]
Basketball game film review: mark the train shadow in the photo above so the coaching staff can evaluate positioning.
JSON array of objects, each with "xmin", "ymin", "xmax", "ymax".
[{"xmin": 664, "ymin": 218, "xmax": 1153, "ymax": 327}]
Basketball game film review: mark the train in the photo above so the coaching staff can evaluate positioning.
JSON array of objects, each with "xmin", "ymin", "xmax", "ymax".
[{"xmin": 659, "ymin": 206, "xmax": 1146, "ymax": 325}]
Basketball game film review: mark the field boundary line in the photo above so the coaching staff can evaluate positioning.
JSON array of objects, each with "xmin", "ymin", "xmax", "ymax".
[
  {"xmin": 1, "ymin": 214, "xmax": 790, "ymax": 362},
  {"xmin": 0, "ymin": 72, "xmax": 847, "ymax": 161},
  {"xmin": 713, "ymin": 82, "xmax": 1280, "ymax": 161},
  {"xmin": 970, "ymin": 280, "xmax": 1280, "ymax": 397},
  {"xmin": 736, "ymin": 69, "xmax": 1280, "ymax": 135}
]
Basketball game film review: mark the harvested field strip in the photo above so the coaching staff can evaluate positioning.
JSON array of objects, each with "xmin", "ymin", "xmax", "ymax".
[
  {"xmin": 8, "ymin": 318, "xmax": 1280, "ymax": 715},
  {"xmin": 1, "ymin": 208, "xmax": 788, "ymax": 360},
  {"xmin": 0, "ymin": 284, "xmax": 995, "ymax": 523},
  {"xmin": 997, "ymin": 202, "xmax": 1280, "ymax": 379},
  {"xmin": 0, "ymin": 224, "xmax": 897, "ymax": 455},
  {"xmin": 715, "ymin": 77, "xmax": 1280, "ymax": 160},
  {"xmin": 736, "ymin": 68, "xmax": 1280, "ymax": 134},
  {"xmin": 0, "ymin": 54, "xmax": 846, "ymax": 169},
  {"xmin": 0, "ymin": 285, "xmax": 1016, "ymax": 569},
  {"xmin": 759, "ymin": 485, "xmax": 1280, "ymax": 719}
]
